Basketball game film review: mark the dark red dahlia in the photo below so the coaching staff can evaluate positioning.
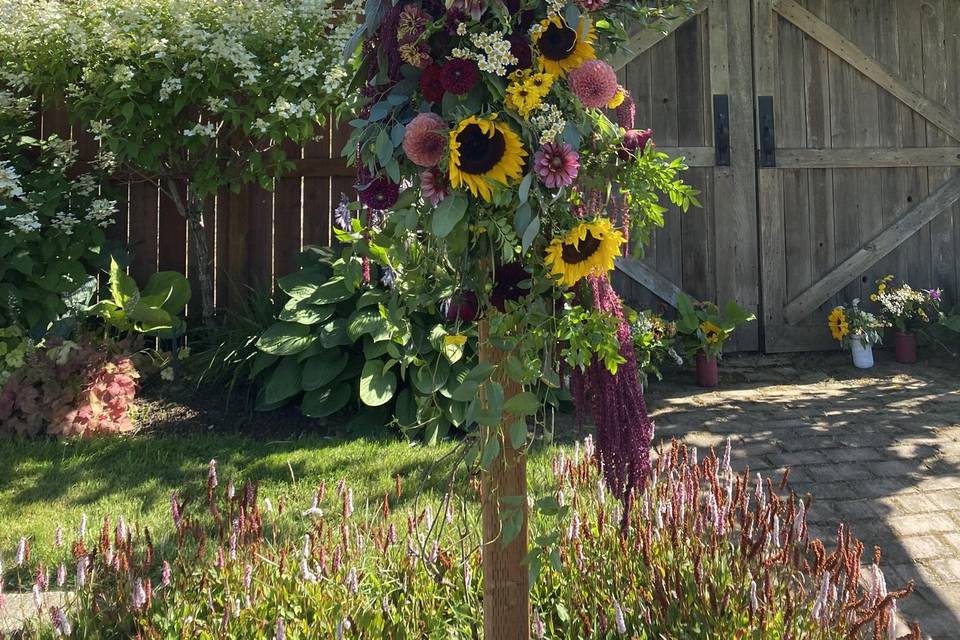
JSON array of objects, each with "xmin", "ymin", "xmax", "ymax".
[
  {"xmin": 440, "ymin": 58, "xmax": 480, "ymax": 95},
  {"xmin": 419, "ymin": 64, "xmax": 445, "ymax": 103},
  {"xmin": 508, "ymin": 35, "xmax": 533, "ymax": 71},
  {"xmin": 490, "ymin": 262, "xmax": 529, "ymax": 312},
  {"xmin": 358, "ymin": 176, "xmax": 400, "ymax": 210},
  {"xmin": 444, "ymin": 291, "xmax": 479, "ymax": 322}
]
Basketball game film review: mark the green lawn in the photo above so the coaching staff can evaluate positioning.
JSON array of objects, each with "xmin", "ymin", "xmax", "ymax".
[{"xmin": 1, "ymin": 427, "xmax": 563, "ymax": 564}]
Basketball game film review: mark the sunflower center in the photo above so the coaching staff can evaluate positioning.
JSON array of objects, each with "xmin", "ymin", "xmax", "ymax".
[
  {"xmin": 561, "ymin": 231, "xmax": 602, "ymax": 264},
  {"xmin": 539, "ymin": 22, "xmax": 577, "ymax": 61},
  {"xmin": 456, "ymin": 124, "xmax": 506, "ymax": 175}
]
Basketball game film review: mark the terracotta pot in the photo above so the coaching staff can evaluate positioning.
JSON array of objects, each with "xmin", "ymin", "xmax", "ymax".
[
  {"xmin": 696, "ymin": 351, "xmax": 719, "ymax": 388},
  {"xmin": 894, "ymin": 332, "xmax": 917, "ymax": 364}
]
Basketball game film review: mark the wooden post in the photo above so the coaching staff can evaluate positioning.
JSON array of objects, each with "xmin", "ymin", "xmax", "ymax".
[{"xmin": 479, "ymin": 320, "xmax": 530, "ymax": 640}]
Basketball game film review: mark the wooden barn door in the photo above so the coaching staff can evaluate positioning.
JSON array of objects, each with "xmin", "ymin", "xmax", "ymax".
[
  {"xmin": 612, "ymin": 0, "xmax": 761, "ymax": 351},
  {"xmin": 754, "ymin": 0, "xmax": 960, "ymax": 351}
]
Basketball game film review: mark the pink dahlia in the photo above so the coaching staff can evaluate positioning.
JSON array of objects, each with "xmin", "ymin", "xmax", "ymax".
[
  {"xmin": 567, "ymin": 60, "xmax": 619, "ymax": 109},
  {"xmin": 534, "ymin": 142, "xmax": 579, "ymax": 188},
  {"xmin": 403, "ymin": 112, "xmax": 448, "ymax": 167},
  {"xmin": 615, "ymin": 89, "xmax": 636, "ymax": 129},
  {"xmin": 420, "ymin": 167, "xmax": 448, "ymax": 206}
]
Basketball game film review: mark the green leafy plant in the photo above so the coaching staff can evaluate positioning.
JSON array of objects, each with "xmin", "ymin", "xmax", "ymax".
[
  {"xmin": 0, "ymin": 324, "xmax": 32, "ymax": 385},
  {"xmin": 628, "ymin": 308, "xmax": 682, "ymax": 383},
  {"xmin": 88, "ymin": 258, "xmax": 191, "ymax": 337},
  {"xmin": 2, "ymin": 0, "xmax": 363, "ymax": 321},
  {"xmin": 675, "ymin": 293, "xmax": 755, "ymax": 359},
  {"xmin": 0, "ymin": 90, "xmax": 119, "ymax": 333}
]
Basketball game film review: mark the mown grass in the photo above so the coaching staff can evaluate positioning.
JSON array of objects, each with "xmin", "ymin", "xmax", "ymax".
[{"xmin": 0, "ymin": 427, "xmax": 564, "ymax": 564}]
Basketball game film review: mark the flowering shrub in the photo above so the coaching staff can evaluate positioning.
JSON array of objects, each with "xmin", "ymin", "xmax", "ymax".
[
  {"xmin": 827, "ymin": 300, "xmax": 882, "ymax": 349},
  {"xmin": 0, "ymin": 0, "xmax": 363, "ymax": 320},
  {"xmin": 0, "ymin": 90, "xmax": 117, "ymax": 332},
  {"xmin": 870, "ymin": 276, "xmax": 942, "ymax": 334},
  {"xmin": 5, "ymin": 441, "xmax": 920, "ymax": 638},
  {"xmin": 0, "ymin": 336, "xmax": 139, "ymax": 437},
  {"xmin": 675, "ymin": 293, "xmax": 755, "ymax": 359}
]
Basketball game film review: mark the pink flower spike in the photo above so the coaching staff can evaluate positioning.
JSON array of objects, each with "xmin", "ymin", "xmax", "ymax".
[{"xmin": 534, "ymin": 142, "xmax": 579, "ymax": 189}]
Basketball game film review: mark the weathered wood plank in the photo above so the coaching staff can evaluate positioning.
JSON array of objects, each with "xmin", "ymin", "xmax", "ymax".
[
  {"xmin": 784, "ymin": 174, "xmax": 960, "ymax": 323},
  {"xmin": 653, "ymin": 146, "xmax": 714, "ymax": 167},
  {"xmin": 274, "ymin": 141, "xmax": 304, "ymax": 280},
  {"xmin": 615, "ymin": 257, "xmax": 687, "ymax": 308},
  {"xmin": 777, "ymin": 147, "xmax": 960, "ymax": 168},
  {"xmin": 611, "ymin": 1, "xmax": 710, "ymax": 70},
  {"xmin": 128, "ymin": 183, "xmax": 159, "ymax": 284},
  {"xmin": 650, "ymin": 33, "xmax": 683, "ymax": 290},
  {"xmin": 773, "ymin": 0, "xmax": 960, "ymax": 143},
  {"xmin": 764, "ymin": 323, "xmax": 839, "ymax": 353}
]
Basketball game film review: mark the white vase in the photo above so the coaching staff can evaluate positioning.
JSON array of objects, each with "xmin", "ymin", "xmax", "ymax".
[{"xmin": 850, "ymin": 337, "xmax": 874, "ymax": 369}]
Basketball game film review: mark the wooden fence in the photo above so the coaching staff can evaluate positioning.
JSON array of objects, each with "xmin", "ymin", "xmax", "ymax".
[{"xmin": 37, "ymin": 100, "xmax": 353, "ymax": 313}]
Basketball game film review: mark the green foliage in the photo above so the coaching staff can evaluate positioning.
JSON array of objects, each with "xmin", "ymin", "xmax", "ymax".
[
  {"xmin": 0, "ymin": 91, "xmax": 118, "ymax": 333},
  {"xmin": 0, "ymin": 324, "xmax": 33, "ymax": 385},
  {"xmin": 8, "ymin": 440, "xmax": 914, "ymax": 639},
  {"xmin": 88, "ymin": 258, "xmax": 191, "ymax": 337},
  {"xmin": 676, "ymin": 293, "xmax": 755, "ymax": 359},
  {"xmin": 0, "ymin": 0, "xmax": 363, "ymax": 199},
  {"xmin": 627, "ymin": 308, "xmax": 682, "ymax": 383}
]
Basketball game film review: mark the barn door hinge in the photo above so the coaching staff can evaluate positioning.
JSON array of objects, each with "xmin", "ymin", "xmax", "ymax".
[
  {"xmin": 757, "ymin": 96, "xmax": 776, "ymax": 167},
  {"xmin": 713, "ymin": 94, "xmax": 731, "ymax": 166}
]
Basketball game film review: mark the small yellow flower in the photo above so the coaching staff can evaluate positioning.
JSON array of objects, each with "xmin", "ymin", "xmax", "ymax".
[
  {"xmin": 607, "ymin": 88, "xmax": 625, "ymax": 109},
  {"xmin": 700, "ymin": 321, "xmax": 723, "ymax": 344},
  {"xmin": 443, "ymin": 334, "xmax": 467, "ymax": 347},
  {"xmin": 827, "ymin": 307, "xmax": 849, "ymax": 342}
]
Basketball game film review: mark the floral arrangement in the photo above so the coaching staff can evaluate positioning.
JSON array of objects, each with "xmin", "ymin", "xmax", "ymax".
[
  {"xmin": 628, "ymin": 308, "xmax": 682, "ymax": 383},
  {"xmin": 870, "ymin": 276, "xmax": 942, "ymax": 334},
  {"xmin": 1, "ymin": 0, "xmax": 364, "ymax": 320},
  {"xmin": 0, "ymin": 336, "xmax": 140, "ymax": 437},
  {"xmin": 4, "ymin": 440, "xmax": 920, "ymax": 639},
  {"xmin": 827, "ymin": 299, "xmax": 882, "ymax": 348},
  {"xmin": 0, "ymin": 89, "xmax": 118, "ymax": 332},
  {"xmin": 675, "ymin": 293, "xmax": 754, "ymax": 359},
  {"xmin": 343, "ymin": 0, "xmax": 699, "ymax": 501}
]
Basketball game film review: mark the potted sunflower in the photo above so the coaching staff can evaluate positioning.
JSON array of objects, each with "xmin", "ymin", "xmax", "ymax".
[
  {"xmin": 827, "ymin": 300, "xmax": 882, "ymax": 369},
  {"xmin": 871, "ymin": 276, "xmax": 942, "ymax": 363},
  {"xmin": 675, "ymin": 293, "xmax": 754, "ymax": 387}
]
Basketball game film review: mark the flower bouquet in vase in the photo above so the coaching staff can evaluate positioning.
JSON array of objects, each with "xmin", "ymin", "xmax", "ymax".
[
  {"xmin": 827, "ymin": 300, "xmax": 882, "ymax": 369},
  {"xmin": 675, "ymin": 293, "xmax": 754, "ymax": 388},
  {"xmin": 871, "ymin": 276, "xmax": 942, "ymax": 363}
]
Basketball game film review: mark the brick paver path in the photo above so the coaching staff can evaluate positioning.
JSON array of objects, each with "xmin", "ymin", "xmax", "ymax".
[{"xmin": 646, "ymin": 351, "xmax": 960, "ymax": 640}]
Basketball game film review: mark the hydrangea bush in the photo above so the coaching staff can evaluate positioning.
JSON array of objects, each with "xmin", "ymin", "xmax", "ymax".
[
  {"xmin": 0, "ymin": 90, "xmax": 118, "ymax": 332},
  {"xmin": 0, "ymin": 0, "xmax": 364, "ymax": 321},
  {"xmin": 4, "ymin": 441, "xmax": 920, "ymax": 638}
]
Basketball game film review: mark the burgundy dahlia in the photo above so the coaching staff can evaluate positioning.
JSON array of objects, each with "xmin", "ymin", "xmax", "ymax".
[
  {"xmin": 534, "ymin": 141, "xmax": 579, "ymax": 188},
  {"xmin": 419, "ymin": 64, "xmax": 446, "ymax": 103},
  {"xmin": 358, "ymin": 176, "xmax": 400, "ymax": 210},
  {"xmin": 619, "ymin": 128, "xmax": 654, "ymax": 159},
  {"xmin": 567, "ymin": 60, "xmax": 619, "ymax": 109},
  {"xmin": 441, "ymin": 58, "xmax": 480, "ymax": 95},
  {"xmin": 509, "ymin": 34, "xmax": 533, "ymax": 71},
  {"xmin": 403, "ymin": 112, "xmax": 448, "ymax": 167},
  {"xmin": 444, "ymin": 291, "xmax": 479, "ymax": 322}
]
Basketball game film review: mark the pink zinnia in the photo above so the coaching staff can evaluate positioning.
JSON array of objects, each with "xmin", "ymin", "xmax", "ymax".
[
  {"xmin": 420, "ymin": 167, "xmax": 448, "ymax": 205},
  {"xmin": 534, "ymin": 142, "xmax": 579, "ymax": 188},
  {"xmin": 567, "ymin": 60, "xmax": 618, "ymax": 109},
  {"xmin": 403, "ymin": 113, "xmax": 447, "ymax": 167}
]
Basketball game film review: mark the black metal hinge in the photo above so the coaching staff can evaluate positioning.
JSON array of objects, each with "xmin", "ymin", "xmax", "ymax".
[
  {"xmin": 713, "ymin": 94, "xmax": 731, "ymax": 167},
  {"xmin": 757, "ymin": 95, "xmax": 776, "ymax": 167}
]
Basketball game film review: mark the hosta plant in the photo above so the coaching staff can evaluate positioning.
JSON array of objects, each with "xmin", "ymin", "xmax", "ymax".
[{"xmin": 5, "ymin": 440, "xmax": 920, "ymax": 638}]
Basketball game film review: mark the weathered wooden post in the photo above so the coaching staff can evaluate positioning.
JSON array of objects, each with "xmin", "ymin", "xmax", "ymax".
[{"xmin": 478, "ymin": 320, "xmax": 529, "ymax": 640}]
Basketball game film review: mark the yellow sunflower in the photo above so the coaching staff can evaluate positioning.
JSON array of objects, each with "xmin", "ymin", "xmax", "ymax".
[
  {"xmin": 544, "ymin": 218, "xmax": 625, "ymax": 287},
  {"xmin": 607, "ymin": 87, "xmax": 625, "ymax": 109},
  {"xmin": 700, "ymin": 321, "xmax": 724, "ymax": 344},
  {"xmin": 449, "ymin": 114, "xmax": 527, "ymax": 202},
  {"xmin": 533, "ymin": 15, "xmax": 596, "ymax": 77},
  {"xmin": 827, "ymin": 307, "xmax": 849, "ymax": 342}
]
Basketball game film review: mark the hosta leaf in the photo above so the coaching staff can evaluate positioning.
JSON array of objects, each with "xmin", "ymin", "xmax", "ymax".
[
  {"xmin": 347, "ymin": 308, "xmax": 390, "ymax": 342},
  {"xmin": 301, "ymin": 383, "xmax": 352, "ymax": 418},
  {"xmin": 279, "ymin": 304, "xmax": 334, "ymax": 325},
  {"xmin": 257, "ymin": 322, "xmax": 316, "ymax": 356},
  {"xmin": 359, "ymin": 359, "xmax": 397, "ymax": 406},
  {"xmin": 302, "ymin": 349, "xmax": 348, "ymax": 391},
  {"xmin": 264, "ymin": 356, "xmax": 303, "ymax": 404}
]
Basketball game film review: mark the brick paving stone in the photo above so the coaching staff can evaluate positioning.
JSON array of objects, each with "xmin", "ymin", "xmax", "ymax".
[
  {"xmin": 888, "ymin": 514, "xmax": 957, "ymax": 537},
  {"xmin": 899, "ymin": 536, "xmax": 958, "ymax": 561}
]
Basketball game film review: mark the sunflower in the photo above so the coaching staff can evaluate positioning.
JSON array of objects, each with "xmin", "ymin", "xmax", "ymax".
[
  {"xmin": 533, "ymin": 15, "xmax": 596, "ymax": 77},
  {"xmin": 544, "ymin": 218, "xmax": 625, "ymax": 287},
  {"xmin": 700, "ymin": 321, "xmax": 724, "ymax": 344},
  {"xmin": 828, "ymin": 307, "xmax": 849, "ymax": 342},
  {"xmin": 449, "ymin": 114, "xmax": 527, "ymax": 202}
]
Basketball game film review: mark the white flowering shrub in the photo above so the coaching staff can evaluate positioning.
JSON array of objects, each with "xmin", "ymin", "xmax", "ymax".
[
  {"xmin": 0, "ymin": 0, "xmax": 363, "ymax": 320},
  {"xmin": 0, "ymin": 91, "xmax": 118, "ymax": 331}
]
